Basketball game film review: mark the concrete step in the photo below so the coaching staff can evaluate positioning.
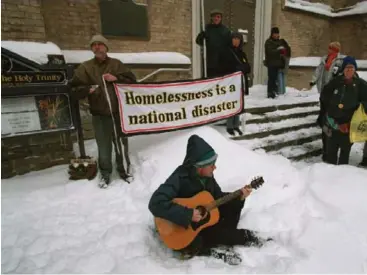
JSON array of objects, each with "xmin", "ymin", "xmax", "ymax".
[
  {"xmin": 232, "ymin": 121, "xmax": 318, "ymax": 140},
  {"xmin": 269, "ymin": 139, "xmax": 323, "ymax": 161},
  {"xmin": 258, "ymin": 133, "xmax": 322, "ymax": 152},
  {"xmin": 246, "ymin": 110, "xmax": 319, "ymax": 124},
  {"xmin": 245, "ymin": 101, "xmax": 319, "ymax": 115}
]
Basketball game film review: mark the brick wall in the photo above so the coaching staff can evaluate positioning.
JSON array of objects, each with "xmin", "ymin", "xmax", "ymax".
[
  {"xmin": 332, "ymin": 15, "xmax": 367, "ymax": 59},
  {"xmin": 1, "ymin": 132, "xmax": 74, "ymax": 178},
  {"xmin": 272, "ymin": 0, "xmax": 332, "ymax": 57},
  {"xmin": 2, "ymin": 0, "xmax": 192, "ymax": 59},
  {"xmin": 1, "ymin": 0, "xmax": 45, "ymax": 41}
]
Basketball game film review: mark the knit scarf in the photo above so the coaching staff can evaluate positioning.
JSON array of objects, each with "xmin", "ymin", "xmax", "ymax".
[{"xmin": 325, "ymin": 48, "xmax": 339, "ymax": 71}]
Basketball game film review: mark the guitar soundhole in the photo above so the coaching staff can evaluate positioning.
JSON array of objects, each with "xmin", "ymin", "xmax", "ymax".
[{"xmin": 191, "ymin": 206, "xmax": 210, "ymax": 231}]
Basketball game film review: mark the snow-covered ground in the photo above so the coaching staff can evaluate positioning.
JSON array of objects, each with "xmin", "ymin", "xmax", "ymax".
[{"xmin": 2, "ymin": 86, "xmax": 367, "ymax": 274}]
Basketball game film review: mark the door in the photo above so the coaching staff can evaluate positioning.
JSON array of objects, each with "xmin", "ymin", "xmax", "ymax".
[{"xmin": 203, "ymin": 0, "xmax": 256, "ymax": 85}]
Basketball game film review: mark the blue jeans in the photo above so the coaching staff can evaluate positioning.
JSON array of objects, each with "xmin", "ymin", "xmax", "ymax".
[{"xmin": 277, "ymin": 71, "xmax": 286, "ymax": 94}]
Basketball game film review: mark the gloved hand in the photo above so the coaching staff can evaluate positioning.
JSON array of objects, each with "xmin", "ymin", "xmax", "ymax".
[
  {"xmin": 339, "ymin": 123, "xmax": 350, "ymax": 133},
  {"xmin": 310, "ymin": 81, "xmax": 315, "ymax": 87}
]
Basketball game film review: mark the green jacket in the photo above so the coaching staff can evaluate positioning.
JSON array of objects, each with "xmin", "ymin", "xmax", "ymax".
[
  {"xmin": 70, "ymin": 56, "xmax": 136, "ymax": 116},
  {"xmin": 148, "ymin": 135, "xmax": 230, "ymax": 228},
  {"xmin": 264, "ymin": 37, "xmax": 284, "ymax": 68},
  {"xmin": 196, "ymin": 23, "xmax": 232, "ymax": 70},
  {"xmin": 320, "ymin": 74, "xmax": 367, "ymax": 124}
]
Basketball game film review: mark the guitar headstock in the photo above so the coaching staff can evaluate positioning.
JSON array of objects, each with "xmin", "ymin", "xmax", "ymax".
[{"xmin": 249, "ymin": 176, "xmax": 264, "ymax": 190}]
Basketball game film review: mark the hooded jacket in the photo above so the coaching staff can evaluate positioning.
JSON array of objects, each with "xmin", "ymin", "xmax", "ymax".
[{"xmin": 148, "ymin": 135, "xmax": 226, "ymax": 229}]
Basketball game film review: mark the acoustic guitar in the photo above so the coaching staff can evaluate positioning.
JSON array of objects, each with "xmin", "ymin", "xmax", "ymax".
[{"xmin": 154, "ymin": 176, "xmax": 264, "ymax": 250}]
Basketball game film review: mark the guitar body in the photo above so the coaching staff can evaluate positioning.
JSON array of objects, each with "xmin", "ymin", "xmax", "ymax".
[{"xmin": 154, "ymin": 191, "xmax": 220, "ymax": 250}]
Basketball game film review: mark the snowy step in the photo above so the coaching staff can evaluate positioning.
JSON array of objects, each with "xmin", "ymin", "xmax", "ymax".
[
  {"xmin": 269, "ymin": 139, "xmax": 323, "ymax": 161},
  {"xmin": 259, "ymin": 133, "xmax": 321, "ymax": 152},
  {"xmin": 238, "ymin": 127, "xmax": 321, "ymax": 150},
  {"xmin": 245, "ymin": 101, "xmax": 319, "ymax": 115},
  {"xmin": 246, "ymin": 110, "xmax": 319, "ymax": 124},
  {"xmin": 232, "ymin": 115, "xmax": 318, "ymax": 140}
]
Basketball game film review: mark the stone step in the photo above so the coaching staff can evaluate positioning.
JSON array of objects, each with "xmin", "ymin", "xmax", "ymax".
[
  {"xmin": 246, "ymin": 110, "xmax": 319, "ymax": 124},
  {"xmin": 232, "ymin": 121, "xmax": 318, "ymax": 140},
  {"xmin": 257, "ymin": 133, "xmax": 322, "ymax": 152},
  {"xmin": 269, "ymin": 139, "xmax": 323, "ymax": 161},
  {"xmin": 245, "ymin": 101, "xmax": 319, "ymax": 115}
]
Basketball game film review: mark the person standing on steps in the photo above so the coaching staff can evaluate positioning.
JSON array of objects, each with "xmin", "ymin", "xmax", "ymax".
[
  {"xmin": 148, "ymin": 135, "xmax": 269, "ymax": 265},
  {"xmin": 312, "ymin": 42, "xmax": 345, "ymax": 162},
  {"xmin": 218, "ymin": 31, "xmax": 251, "ymax": 136},
  {"xmin": 320, "ymin": 56, "xmax": 367, "ymax": 165},
  {"xmin": 196, "ymin": 9, "xmax": 232, "ymax": 78},
  {"xmin": 70, "ymin": 34, "xmax": 136, "ymax": 188},
  {"xmin": 264, "ymin": 27, "xmax": 286, "ymax": 99}
]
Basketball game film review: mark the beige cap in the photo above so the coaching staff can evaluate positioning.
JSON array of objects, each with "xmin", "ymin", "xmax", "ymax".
[{"xmin": 89, "ymin": 34, "xmax": 109, "ymax": 51}]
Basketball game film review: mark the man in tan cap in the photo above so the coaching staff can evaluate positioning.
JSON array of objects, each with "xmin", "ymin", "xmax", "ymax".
[{"xmin": 71, "ymin": 34, "xmax": 136, "ymax": 188}]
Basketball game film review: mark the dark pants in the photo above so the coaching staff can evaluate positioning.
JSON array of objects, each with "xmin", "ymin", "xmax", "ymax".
[
  {"xmin": 267, "ymin": 66, "xmax": 278, "ymax": 98},
  {"xmin": 322, "ymin": 132, "xmax": 328, "ymax": 161},
  {"xmin": 92, "ymin": 114, "xmax": 131, "ymax": 177},
  {"xmin": 326, "ymin": 130, "xmax": 353, "ymax": 165},
  {"xmin": 181, "ymin": 199, "xmax": 250, "ymax": 255}
]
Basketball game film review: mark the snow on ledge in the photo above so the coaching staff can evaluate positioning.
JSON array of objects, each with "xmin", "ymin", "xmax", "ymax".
[
  {"xmin": 285, "ymin": 0, "xmax": 367, "ymax": 17},
  {"xmin": 62, "ymin": 50, "xmax": 191, "ymax": 65},
  {"xmin": 1, "ymin": 41, "xmax": 62, "ymax": 64},
  {"xmin": 1, "ymin": 40, "xmax": 191, "ymax": 65},
  {"xmin": 290, "ymin": 57, "xmax": 367, "ymax": 69}
]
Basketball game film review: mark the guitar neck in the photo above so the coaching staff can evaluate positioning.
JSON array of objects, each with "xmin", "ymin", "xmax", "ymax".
[{"xmin": 206, "ymin": 187, "xmax": 247, "ymax": 211}]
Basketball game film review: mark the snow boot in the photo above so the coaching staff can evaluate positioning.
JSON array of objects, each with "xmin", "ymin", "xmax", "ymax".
[
  {"xmin": 226, "ymin": 129, "xmax": 235, "ymax": 136},
  {"xmin": 98, "ymin": 173, "xmax": 111, "ymax": 189},
  {"xmin": 234, "ymin": 127, "xmax": 243, "ymax": 136}
]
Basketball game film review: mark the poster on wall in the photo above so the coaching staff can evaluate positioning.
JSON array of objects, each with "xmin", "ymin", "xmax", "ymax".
[
  {"xmin": 114, "ymin": 72, "xmax": 245, "ymax": 135},
  {"xmin": 1, "ymin": 94, "xmax": 74, "ymax": 137}
]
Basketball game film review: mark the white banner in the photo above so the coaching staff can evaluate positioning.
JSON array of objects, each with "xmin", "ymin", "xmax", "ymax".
[{"xmin": 114, "ymin": 72, "xmax": 244, "ymax": 134}]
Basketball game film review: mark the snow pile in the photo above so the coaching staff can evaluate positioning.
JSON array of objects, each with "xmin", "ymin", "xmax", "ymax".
[
  {"xmin": 285, "ymin": 0, "xmax": 367, "ymax": 17},
  {"xmin": 1, "ymin": 41, "xmax": 191, "ymax": 65},
  {"xmin": 2, "ymin": 125, "xmax": 367, "ymax": 273}
]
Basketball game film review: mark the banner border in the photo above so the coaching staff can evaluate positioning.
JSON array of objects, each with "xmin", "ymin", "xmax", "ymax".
[{"xmin": 114, "ymin": 72, "xmax": 245, "ymax": 136}]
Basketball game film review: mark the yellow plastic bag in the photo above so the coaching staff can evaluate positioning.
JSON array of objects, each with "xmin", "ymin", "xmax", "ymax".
[{"xmin": 350, "ymin": 104, "xmax": 367, "ymax": 143}]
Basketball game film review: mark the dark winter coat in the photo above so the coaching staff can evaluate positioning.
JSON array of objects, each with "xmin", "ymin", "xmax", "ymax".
[
  {"xmin": 218, "ymin": 44, "xmax": 251, "ymax": 95},
  {"xmin": 264, "ymin": 38, "xmax": 285, "ymax": 68},
  {"xmin": 148, "ymin": 135, "xmax": 229, "ymax": 229},
  {"xmin": 196, "ymin": 23, "xmax": 232, "ymax": 72},
  {"xmin": 70, "ymin": 56, "xmax": 136, "ymax": 116},
  {"xmin": 320, "ymin": 74, "xmax": 367, "ymax": 125}
]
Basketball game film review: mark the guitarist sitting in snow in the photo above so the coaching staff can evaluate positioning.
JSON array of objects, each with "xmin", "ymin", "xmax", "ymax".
[{"xmin": 148, "ymin": 134, "xmax": 267, "ymax": 265}]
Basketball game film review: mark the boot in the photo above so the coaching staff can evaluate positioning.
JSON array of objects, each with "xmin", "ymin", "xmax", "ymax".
[
  {"xmin": 226, "ymin": 129, "xmax": 235, "ymax": 136},
  {"xmin": 98, "ymin": 173, "xmax": 111, "ymax": 189},
  {"xmin": 234, "ymin": 127, "xmax": 243, "ymax": 136}
]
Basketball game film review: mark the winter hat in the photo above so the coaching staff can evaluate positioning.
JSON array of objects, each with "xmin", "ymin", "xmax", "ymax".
[
  {"xmin": 342, "ymin": 56, "xmax": 357, "ymax": 71},
  {"xmin": 89, "ymin": 34, "xmax": 109, "ymax": 51},
  {"xmin": 195, "ymin": 150, "xmax": 218, "ymax": 168},
  {"xmin": 271, "ymin": 27, "xmax": 280, "ymax": 34},
  {"xmin": 210, "ymin": 9, "xmax": 223, "ymax": 16},
  {"xmin": 329, "ymin": 41, "xmax": 341, "ymax": 52}
]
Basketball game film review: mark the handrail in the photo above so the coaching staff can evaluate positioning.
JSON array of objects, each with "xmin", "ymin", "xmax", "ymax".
[{"xmin": 137, "ymin": 68, "xmax": 191, "ymax": 82}]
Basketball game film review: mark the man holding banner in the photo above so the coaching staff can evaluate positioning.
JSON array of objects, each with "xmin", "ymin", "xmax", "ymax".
[
  {"xmin": 71, "ymin": 35, "xmax": 136, "ymax": 188},
  {"xmin": 196, "ymin": 9, "xmax": 232, "ymax": 78}
]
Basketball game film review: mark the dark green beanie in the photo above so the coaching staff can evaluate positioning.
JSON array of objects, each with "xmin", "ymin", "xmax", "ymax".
[{"xmin": 195, "ymin": 150, "xmax": 218, "ymax": 167}]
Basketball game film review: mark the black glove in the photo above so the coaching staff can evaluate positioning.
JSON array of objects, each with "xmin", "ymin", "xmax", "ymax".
[{"xmin": 310, "ymin": 81, "xmax": 315, "ymax": 87}]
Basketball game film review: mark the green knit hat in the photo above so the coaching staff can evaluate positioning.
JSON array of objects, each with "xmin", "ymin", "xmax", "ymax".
[{"xmin": 195, "ymin": 150, "xmax": 218, "ymax": 167}]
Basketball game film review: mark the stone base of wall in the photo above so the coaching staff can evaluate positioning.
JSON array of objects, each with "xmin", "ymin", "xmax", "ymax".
[
  {"xmin": 1, "ymin": 131, "xmax": 75, "ymax": 179},
  {"xmin": 287, "ymin": 67, "xmax": 315, "ymax": 90}
]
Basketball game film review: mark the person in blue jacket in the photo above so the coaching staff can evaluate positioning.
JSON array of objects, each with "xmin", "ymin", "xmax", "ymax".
[{"xmin": 148, "ymin": 134, "xmax": 264, "ymax": 263}]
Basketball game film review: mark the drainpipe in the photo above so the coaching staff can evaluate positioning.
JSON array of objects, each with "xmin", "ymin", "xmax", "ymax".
[{"xmin": 191, "ymin": 0, "xmax": 201, "ymax": 79}]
